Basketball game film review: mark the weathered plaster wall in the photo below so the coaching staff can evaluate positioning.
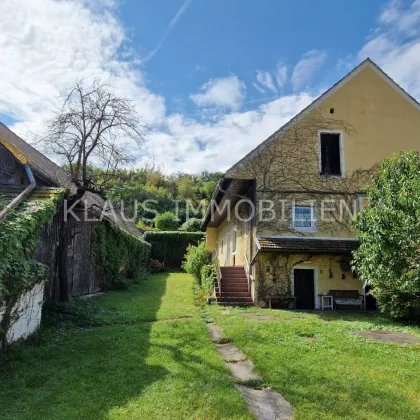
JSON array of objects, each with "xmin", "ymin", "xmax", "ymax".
[
  {"xmin": 0, "ymin": 282, "xmax": 44, "ymax": 343},
  {"xmin": 255, "ymin": 253, "xmax": 363, "ymax": 308}
]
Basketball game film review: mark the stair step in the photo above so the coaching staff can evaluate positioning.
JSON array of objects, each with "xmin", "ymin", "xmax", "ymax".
[
  {"xmin": 221, "ymin": 282, "xmax": 248, "ymax": 286},
  {"xmin": 219, "ymin": 296, "xmax": 253, "ymax": 303},
  {"xmin": 218, "ymin": 302, "xmax": 254, "ymax": 307},
  {"xmin": 221, "ymin": 291, "xmax": 252, "ymax": 297}
]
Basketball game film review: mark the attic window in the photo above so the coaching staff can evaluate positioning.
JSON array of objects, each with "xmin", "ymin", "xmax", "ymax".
[{"xmin": 320, "ymin": 132, "xmax": 343, "ymax": 177}]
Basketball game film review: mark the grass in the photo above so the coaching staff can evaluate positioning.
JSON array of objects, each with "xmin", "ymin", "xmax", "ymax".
[
  {"xmin": 209, "ymin": 306, "xmax": 420, "ymax": 420},
  {"xmin": 0, "ymin": 273, "xmax": 251, "ymax": 420}
]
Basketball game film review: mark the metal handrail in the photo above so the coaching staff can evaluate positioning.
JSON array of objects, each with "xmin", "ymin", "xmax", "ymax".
[
  {"xmin": 215, "ymin": 256, "xmax": 222, "ymax": 301},
  {"xmin": 243, "ymin": 252, "xmax": 252, "ymax": 293}
]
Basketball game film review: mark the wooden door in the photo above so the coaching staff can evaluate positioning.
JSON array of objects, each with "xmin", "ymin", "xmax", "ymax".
[{"xmin": 294, "ymin": 269, "xmax": 315, "ymax": 309}]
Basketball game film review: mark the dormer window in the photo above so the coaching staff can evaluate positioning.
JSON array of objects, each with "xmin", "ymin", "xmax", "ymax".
[{"xmin": 319, "ymin": 132, "xmax": 343, "ymax": 177}]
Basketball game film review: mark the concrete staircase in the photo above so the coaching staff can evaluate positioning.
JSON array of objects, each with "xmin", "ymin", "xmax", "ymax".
[{"xmin": 215, "ymin": 267, "xmax": 253, "ymax": 306}]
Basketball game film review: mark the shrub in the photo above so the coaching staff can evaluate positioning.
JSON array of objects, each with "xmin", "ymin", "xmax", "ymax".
[
  {"xmin": 352, "ymin": 151, "xmax": 420, "ymax": 320},
  {"xmin": 144, "ymin": 231, "xmax": 204, "ymax": 268},
  {"xmin": 201, "ymin": 264, "xmax": 216, "ymax": 295},
  {"xmin": 155, "ymin": 211, "xmax": 179, "ymax": 231},
  {"xmin": 182, "ymin": 241, "xmax": 211, "ymax": 280},
  {"xmin": 179, "ymin": 218, "xmax": 203, "ymax": 232}
]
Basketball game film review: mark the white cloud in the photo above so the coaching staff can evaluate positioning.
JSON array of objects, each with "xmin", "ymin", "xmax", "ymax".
[
  {"xmin": 190, "ymin": 75, "xmax": 246, "ymax": 110},
  {"xmin": 0, "ymin": 0, "xmax": 313, "ymax": 174},
  {"xmin": 291, "ymin": 50, "xmax": 327, "ymax": 91},
  {"xmin": 256, "ymin": 70, "xmax": 277, "ymax": 93},
  {"xmin": 358, "ymin": 0, "xmax": 420, "ymax": 99},
  {"xmin": 0, "ymin": 0, "xmax": 165, "ymax": 139},
  {"xmin": 275, "ymin": 64, "xmax": 288, "ymax": 89},
  {"xmin": 253, "ymin": 82, "xmax": 266, "ymax": 94},
  {"xmin": 144, "ymin": 93, "xmax": 314, "ymax": 173}
]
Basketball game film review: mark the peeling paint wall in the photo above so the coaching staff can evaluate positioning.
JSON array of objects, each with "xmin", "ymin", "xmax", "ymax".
[{"xmin": 0, "ymin": 282, "xmax": 44, "ymax": 343}]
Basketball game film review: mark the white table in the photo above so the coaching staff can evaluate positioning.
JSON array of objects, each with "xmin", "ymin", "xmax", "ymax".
[{"xmin": 320, "ymin": 295, "xmax": 334, "ymax": 311}]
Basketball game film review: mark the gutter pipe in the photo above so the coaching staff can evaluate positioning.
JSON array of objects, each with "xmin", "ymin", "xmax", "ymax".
[{"xmin": 0, "ymin": 164, "xmax": 36, "ymax": 223}]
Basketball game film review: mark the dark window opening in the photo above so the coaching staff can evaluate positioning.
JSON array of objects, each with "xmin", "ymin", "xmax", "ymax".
[
  {"xmin": 329, "ymin": 108, "xmax": 335, "ymax": 114},
  {"xmin": 320, "ymin": 133, "xmax": 342, "ymax": 176}
]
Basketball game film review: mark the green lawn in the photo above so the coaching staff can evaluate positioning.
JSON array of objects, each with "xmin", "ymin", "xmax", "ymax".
[
  {"xmin": 0, "ymin": 273, "xmax": 251, "ymax": 420},
  {"xmin": 209, "ymin": 306, "xmax": 420, "ymax": 420}
]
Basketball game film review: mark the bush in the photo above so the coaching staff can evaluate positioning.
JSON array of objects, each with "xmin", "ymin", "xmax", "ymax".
[
  {"xmin": 155, "ymin": 211, "xmax": 179, "ymax": 230},
  {"xmin": 201, "ymin": 264, "xmax": 216, "ymax": 295},
  {"xmin": 352, "ymin": 151, "xmax": 420, "ymax": 320},
  {"xmin": 92, "ymin": 222, "xmax": 151, "ymax": 289},
  {"xmin": 182, "ymin": 241, "xmax": 211, "ymax": 280},
  {"xmin": 179, "ymin": 218, "xmax": 203, "ymax": 232},
  {"xmin": 144, "ymin": 231, "xmax": 204, "ymax": 269}
]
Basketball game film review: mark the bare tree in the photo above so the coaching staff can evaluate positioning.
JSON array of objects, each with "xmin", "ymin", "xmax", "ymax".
[{"xmin": 42, "ymin": 79, "xmax": 146, "ymax": 188}]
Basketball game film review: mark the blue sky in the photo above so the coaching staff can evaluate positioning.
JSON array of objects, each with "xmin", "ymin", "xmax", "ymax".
[
  {"xmin": 0, "ymin": 0, "xmax": 419, "ymax": 173},
  {"xmin": 122, "ymin": 0, "xmax": 384, "ymax": 115}
]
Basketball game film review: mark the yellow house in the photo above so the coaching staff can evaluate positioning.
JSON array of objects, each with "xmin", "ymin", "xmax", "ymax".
[{"xmin": 202, "ymin": 58, "xmax": 420, "ymax": 309}]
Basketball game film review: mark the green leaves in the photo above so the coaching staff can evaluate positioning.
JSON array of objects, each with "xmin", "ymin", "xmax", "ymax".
[
  {"xmin": 92, "ymin": 222, "xmax": 151, "ymax": 289},
  {"xmin": 352, "ymin": 151, "xmax": 420, "ymax": 319},
  {"xmin": 144, "ymin": 231, "xmax": 204, "ymax": 269},
  {"xmin": 0, "ymin": 190, "xmax": 66, "ymax": 301},
  {"xmin": 182, "ymin": 241, "xmax": 211, "ymax": 281}
]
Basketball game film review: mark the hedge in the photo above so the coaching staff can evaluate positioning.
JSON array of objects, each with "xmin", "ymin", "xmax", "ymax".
[{"xmin": 143, "ymin": 231, "xmax": 205, "ymax": 269}]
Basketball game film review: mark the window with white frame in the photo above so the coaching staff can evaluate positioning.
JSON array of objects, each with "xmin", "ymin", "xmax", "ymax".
[{"xmin": 293, "ymin": 203, "xmax": 316, "ymax": 231}]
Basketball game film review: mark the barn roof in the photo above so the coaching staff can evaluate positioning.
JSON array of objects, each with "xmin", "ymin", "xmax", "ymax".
[{"xmin": 0, "ymin": 122, "xmax": 75, "ymax": 191}]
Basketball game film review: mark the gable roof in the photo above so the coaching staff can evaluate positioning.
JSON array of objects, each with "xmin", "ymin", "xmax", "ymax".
[
  {"xmin": 225, "ymin": 58, "xmax": 420, "ymax": 178},
  {"xmin": 0, "ymin": 122, "xmax": 75, "ymax": 191}
]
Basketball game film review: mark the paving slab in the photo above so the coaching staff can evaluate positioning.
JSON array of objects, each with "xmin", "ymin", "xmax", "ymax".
[
  {"xmin": 235, "ymin": 385, "xmax": 294, "ymax": 420},
  {"xmin": 228, "ymin": 360, "xmax": 262, "ymax": 382},
  {"xmin": 216, "ymin": 343, "xmax": 246, "ymax": 362},
  {"xmin": 206, "ymin": 323, "xmax": 225, "ymax": 341}
]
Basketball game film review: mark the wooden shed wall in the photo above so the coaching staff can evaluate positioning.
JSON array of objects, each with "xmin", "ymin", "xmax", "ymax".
[{"xmin": 36, "ymin": 209, "xmax": 102, "ymax": 301}]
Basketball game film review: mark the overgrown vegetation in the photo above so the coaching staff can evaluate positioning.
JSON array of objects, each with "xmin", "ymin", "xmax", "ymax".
[
  {"xmin": 92, "ymin": 222, "xmax": 151, "ymax": 289},
  {"xmin": 353, "ymin": 151, "xmax": 420, "ymax": 320},
  {"xmin": 182, "ymin": 241, "xmax": 211, "ymax": 281},
  {"xmin": 200, "ymin": 264, "xmax": 216, "ymax": 295},
  {"xmin": 144, "ymin": 231, "xmax": 204, "ymax": 269},
  {"xmin": 0, "ymin": 190, "xmax": 66, "ymax": 353}
]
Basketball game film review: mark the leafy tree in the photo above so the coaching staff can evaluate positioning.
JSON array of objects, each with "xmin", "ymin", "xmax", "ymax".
[
  {"xmin": 352, "ymin": 151, "xmax": 420, "ymax": 319},
  {"xmin": 177, "ymin": 176, "xmax": 196, "ymax": 200},
  {"xmin": 155, "ymin": 211, "xmax": 179, "ymax": 231},
  {"xmin": 182, "ymin": 241, "xmax": 211, "ymax": 280}
]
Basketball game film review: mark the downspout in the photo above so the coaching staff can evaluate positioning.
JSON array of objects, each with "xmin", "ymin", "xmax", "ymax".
[{"xmin": 0, "ymin": 165, "xmax": 36, "ymax": 223}]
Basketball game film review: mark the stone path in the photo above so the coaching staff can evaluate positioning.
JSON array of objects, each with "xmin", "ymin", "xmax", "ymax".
[
  {"xmin": 352, "ymin": 330, "xmax": 420, "ymax": 344},
  {"xmin": 207, "ymin": 323, "xmax": 294, "ymax": 420}
]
